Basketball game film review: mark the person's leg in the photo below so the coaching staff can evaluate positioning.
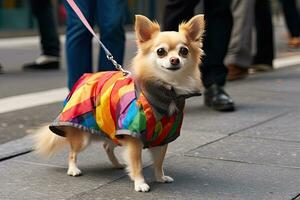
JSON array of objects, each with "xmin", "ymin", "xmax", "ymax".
[
  {"xmin": 23, "ymin": 0, "xmax": 60, "ymax": 70},
  {"xmin": 253, "ymin": 0, "xmax": 274, "ymax": 67},
  {"xmin": 96, "ymin": 0, "xmax": 126, "ymax": 71},
  {"xmin": 279, "ymin": 0, "xmax": 300, "ymax": 48},
  {"xmin": 202, "ymin": 0, "xmax": 233, "ymax": 87},
  {"xmin": 163, "ymin": 0, "xmax": 200, "ymax": 31},
  {"xmin": 225, "ymin": 0, "xmax": 255, "ymax": 81},
  {"xmin": 30, "ymin": 0, "xmax": 60, "ymax": 57},
  {"xmin": 202, "ymin": 0, "xmax": 235, "ymax": 111},
  {"xmin": 279, "ymin": 0, "xmax": 300, "ymax": 38},
  {"xmin": 225, "ymin": 0, "xmax": 255, "ymax": 68},
  {"xmin": 64, "ymin": 0, "xmax": 95, "ymax": 89}
]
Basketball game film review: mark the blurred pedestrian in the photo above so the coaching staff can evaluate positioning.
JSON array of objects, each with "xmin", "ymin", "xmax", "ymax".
[
  {"xmin": 64, "ymin": 0, "xmax": 126, "ymax": 90},
  {"xmin": 226, "ymin": 0, "xmax": 274, "ymax": 77},
  {"xmin": 23, "ymin": 0, "xmax": 60, "ymax": 71},
  {"xmin": 164, "ymin": 0, "xmax": 235, "ymax": 112},
  {"xmin": 252, "ymin": 0, "xmax": 274, "ymax": 72},
  {"xmin": 225, "ymin": 0, "xmax": 255, "ymax": 81},
  {"xmin": 279, "ymin": 0, "xmax": 300, "ymax": 48}
]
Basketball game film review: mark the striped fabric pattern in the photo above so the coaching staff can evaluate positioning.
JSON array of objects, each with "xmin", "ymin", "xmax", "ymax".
[{"xmin": 50, "ymin": 71, "xmax": 183, "ymax": 148}]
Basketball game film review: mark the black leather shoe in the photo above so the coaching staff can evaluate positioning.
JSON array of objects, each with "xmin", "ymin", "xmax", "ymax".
[
  {"xmin": 204, "ymin": 84, "xmax": 235, "ymax": 112},
  {"xmin": 23, "ymin": 61, "xmax": 59, "ymax": 71}
]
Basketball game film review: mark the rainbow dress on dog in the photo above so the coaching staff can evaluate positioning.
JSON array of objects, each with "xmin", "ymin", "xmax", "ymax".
[{"xmin": 49, "ymin": 71, "xmax": 184, "ymax": 148}]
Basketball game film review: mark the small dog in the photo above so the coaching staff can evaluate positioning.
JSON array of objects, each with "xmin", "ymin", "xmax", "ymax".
[{"xmin": 33, "ymin": 15, "xmax": 204, "ymax": 192}]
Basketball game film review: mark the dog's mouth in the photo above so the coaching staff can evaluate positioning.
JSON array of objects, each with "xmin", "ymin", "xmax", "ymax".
[{"xmin": 164, "ymin": 66, "xmax": 181, "ymax": 71}]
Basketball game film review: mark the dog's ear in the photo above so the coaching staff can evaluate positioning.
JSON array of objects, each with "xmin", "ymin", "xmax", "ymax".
[
  {"xmin": 135, "ymin": 15, "xmax": 160, "ymax": 43},
  {"xmin": 179, "ymin": 14, "xmax": 205, "ymax": 42}
]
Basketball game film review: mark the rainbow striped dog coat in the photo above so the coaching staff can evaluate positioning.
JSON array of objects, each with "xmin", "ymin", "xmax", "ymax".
[{"xmin": 49, "ymin": 71, "xmax": 184, "ymax": 148}]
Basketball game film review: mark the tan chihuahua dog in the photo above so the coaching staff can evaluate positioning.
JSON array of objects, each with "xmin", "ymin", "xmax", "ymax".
[{"xmin": 34, "ymin": 15, "xmax": 204, "ymax": 192}]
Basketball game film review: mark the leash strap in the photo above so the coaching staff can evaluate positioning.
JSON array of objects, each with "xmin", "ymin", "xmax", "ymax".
[{"xmin": 66, "ymin": 0, "xmax": 131, "ymax": 76}]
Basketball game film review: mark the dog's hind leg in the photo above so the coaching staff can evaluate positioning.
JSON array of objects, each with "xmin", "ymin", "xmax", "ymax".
[
  {"xmin": 120, "ymin": 136, "xmax": 150, "ymax": 192},
  {"xmin": 65, "ymin": 128, "xmax": 90, "ymax": 176},
  {"xmin": 102, "ymin": 141, "xmax": 124, "ymax": 169},
  {"xmin": 149, "ymin": 144, "xmax": 174, "ymax": 183}
]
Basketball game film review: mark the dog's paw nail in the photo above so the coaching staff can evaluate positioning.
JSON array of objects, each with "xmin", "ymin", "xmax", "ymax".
[
  {"xmin": 156, "ymin": 175, "xmax": 174, "ymax": 183},
  {"xmin": 67, "ymin": 167, "xmax": 82, "ymax": 176},
  {"xmin": 135, "ymin": 182, "xmax": 150, "ymax": 192}
]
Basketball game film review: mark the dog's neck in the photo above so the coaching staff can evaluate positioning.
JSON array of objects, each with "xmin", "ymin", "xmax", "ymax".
[{"xmin": 134, "ymin": 78, "xmax": 186, "ymax": 117}]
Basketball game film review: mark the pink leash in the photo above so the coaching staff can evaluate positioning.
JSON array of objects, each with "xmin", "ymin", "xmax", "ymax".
[{"xmin": 66, "ymin": 0, "xmax": 130, "ymax": 76}]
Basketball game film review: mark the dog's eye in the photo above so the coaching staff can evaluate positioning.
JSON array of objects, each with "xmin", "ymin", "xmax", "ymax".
[
  {"xmin": 179, "ymin": 47, "xmax": 189, "ymax": 56},
  {"xmin": 157, "ymin": 48, "xmax": 167, "ymax": 57}
]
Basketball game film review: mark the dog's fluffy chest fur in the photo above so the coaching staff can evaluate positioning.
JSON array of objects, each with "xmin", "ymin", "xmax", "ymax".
[{"xmin": 49, "ymin": 71, "xmax": 184, "ymax": 148}]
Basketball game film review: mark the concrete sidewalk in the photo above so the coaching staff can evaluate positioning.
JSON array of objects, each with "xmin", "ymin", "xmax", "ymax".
[{"xmin": 1, "ymin": 64, "xmax": 300, "ymax": 200}]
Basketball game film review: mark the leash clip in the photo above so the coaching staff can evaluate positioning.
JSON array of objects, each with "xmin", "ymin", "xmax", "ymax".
[{"xmin": 106, "ymin": 55, "xmax": 131, "ymax": 77}]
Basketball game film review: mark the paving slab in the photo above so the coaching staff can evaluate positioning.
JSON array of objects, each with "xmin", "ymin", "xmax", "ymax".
[
  {"xmin": 168, "ymin": 129, "xmax": 226, "ymax": 155},
  {"xmin": 0, "ymin": 128, "xmax": 224, "ymax": 200},
  {"xmin": 183, "ymin": 96, "xmax": 292, "ymax": 135},
  {"xmin": 238, "ymin": 111, "xmax": 300, "ymax": 142},
  {"xmin": 0, "ymin": 135, "xmax": 33, "ymax": 160},
  {"xmin": 0, "ymin": 143, "xmax": 127, "ymax": 200},
  {"xmin": 227, "ymin": 66, "xmax": 300, "ymax": 106},
  {"xmin": 1, "ymin": 158, "xmax": 124, "ymax": 200},
  {"xmin": 187, "ymin": 135, "xmax": 300, "ymax": 168},
  {"xmin": 244, "ymin": 67, "xmax": 300, "ymax": 94},
  {"xmin": 70, "ymin": 156, "xmax": 300, "ymax": 200}
]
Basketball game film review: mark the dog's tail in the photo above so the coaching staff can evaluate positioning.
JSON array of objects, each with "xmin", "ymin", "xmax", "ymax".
[{"xmin": 32, "ymin": 126, "xmax": 67, "ymax": 157}]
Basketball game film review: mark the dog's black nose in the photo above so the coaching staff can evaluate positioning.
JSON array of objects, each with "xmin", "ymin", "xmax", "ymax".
[{"xmin": 170, "ymin": 57, "xmax": 180, "ymax": 65}]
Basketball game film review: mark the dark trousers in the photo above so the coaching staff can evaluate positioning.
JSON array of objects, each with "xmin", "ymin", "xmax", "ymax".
[
  {"xmin": 253, "ymin": 0, "xmax": 274, "ymax": 66},
  {"xmin": 280, "ymin": 0, "xmax": 300, "ymax": 37},
  {"xmin": 30, "ymin": 0, "xmax": 60, "ymax": 57},
  {"xmin": 164, "ymin": 0, "xmax": 233, "ymax": 87}
]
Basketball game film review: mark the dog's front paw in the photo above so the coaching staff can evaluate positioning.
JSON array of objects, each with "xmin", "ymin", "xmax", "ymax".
[
  {"xmin": 156, "ymin": 175, "xmax": 174, "ymax": 183},
  {"xmin": 67, "ymin": 166, "xmax": 82, "ymax": 176},
  {"xmin": 134, "ymin": 181, "xmax": 150, "ymax": 192}
]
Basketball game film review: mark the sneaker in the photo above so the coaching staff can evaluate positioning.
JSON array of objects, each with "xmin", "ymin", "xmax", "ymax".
[{"xmin": 22, "ymin": 55, "xmax": 60, "ymax": 71}]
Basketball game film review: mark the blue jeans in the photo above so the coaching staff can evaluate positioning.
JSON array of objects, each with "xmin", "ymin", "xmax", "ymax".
[{"xmin": 64, "ymin": 0, "xmax": 126, "ymax": 89}]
